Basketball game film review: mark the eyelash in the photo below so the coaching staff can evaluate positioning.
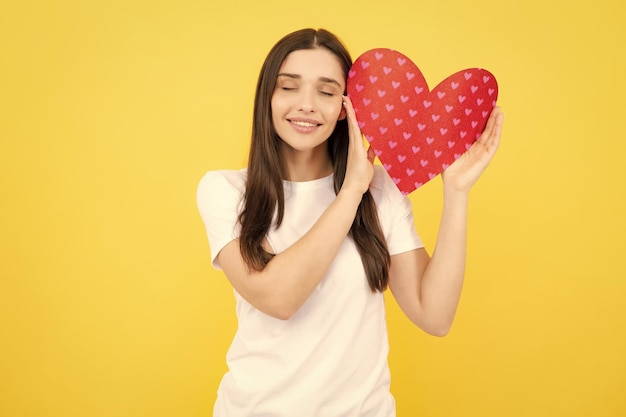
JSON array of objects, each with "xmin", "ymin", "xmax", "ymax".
[{"xmin": 281, "ymin": 87, "xmax": 335, "ymax": 97}]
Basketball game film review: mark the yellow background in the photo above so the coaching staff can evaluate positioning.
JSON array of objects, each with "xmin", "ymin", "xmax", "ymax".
[{"xmin": 1, "ymin": 0, "xmax": 625, "ymax": 416}]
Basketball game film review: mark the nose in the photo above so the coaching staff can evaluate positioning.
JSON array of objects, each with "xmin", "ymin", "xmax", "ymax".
[{"xmin": 297, "ymin": 88, "xmax": 316, "ymax": 113}]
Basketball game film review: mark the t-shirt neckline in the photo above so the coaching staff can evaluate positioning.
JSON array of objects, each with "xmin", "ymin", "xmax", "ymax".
[{"xmin": 283, "ymin": 173, "xmax": 334, "ymax": 191}]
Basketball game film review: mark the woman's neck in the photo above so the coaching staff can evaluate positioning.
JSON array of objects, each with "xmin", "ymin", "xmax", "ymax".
[{"xmin": 281, "ymin": 147, "xmax": 333, "ymax": 182}]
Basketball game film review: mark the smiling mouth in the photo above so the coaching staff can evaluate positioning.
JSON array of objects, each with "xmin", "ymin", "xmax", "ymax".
[{"xmin": 289, "ymin": 120, "xmax": 321, "ymax": 127}]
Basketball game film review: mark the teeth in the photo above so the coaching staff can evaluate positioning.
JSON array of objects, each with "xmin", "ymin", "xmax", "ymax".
[{"xmin": 291, "ymin": 120, "xmax": 317, "ymax": 127}]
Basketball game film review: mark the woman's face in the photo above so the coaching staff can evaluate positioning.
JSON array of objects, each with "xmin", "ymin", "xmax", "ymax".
[{"xmin": 271, "ymin": 48, "xmax": 346, "ymax": 156}]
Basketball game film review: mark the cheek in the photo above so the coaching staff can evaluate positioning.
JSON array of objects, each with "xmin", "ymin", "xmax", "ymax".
[
  {"xmin": 327, "ymin": 100, "xmax": 343, "ymax": 120},
  {"xmin": 270, "ymin": 92, "xmax": 289, "ymax": 113},
  {"xmin": 270, "ymin": 95, "xmax": 281, "ymax": 122}
]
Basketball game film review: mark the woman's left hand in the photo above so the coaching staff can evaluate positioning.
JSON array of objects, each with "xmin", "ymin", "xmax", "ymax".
[{"xmin": 441, "ymin": 106, "xmax": 504, "ymax": 193}]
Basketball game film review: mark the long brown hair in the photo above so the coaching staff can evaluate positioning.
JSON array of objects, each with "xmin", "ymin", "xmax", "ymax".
[{"xmin": 238, "ymin": 28, "xmax": 390, "ymax": 292}]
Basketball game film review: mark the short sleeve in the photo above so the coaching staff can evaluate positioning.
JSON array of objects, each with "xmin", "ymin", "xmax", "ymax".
[
  {"xmin": 196, "ymin": 170, "xmax": 246, "ymax": 269},
  {"xmin": 370, "ymin": 166, "xmax": 424, "ymax": 255}
]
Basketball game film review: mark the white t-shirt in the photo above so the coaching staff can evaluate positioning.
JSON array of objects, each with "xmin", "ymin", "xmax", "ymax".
[{"xmin": 197, "ymin": 165, "xmax": 423, "ymax": 417}]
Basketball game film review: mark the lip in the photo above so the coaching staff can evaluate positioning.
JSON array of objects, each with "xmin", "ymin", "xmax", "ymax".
[
  {"xmin": 287, "ymin": 117, "xmax": 322, "ymax": 125},
  {"xmin": 287, "ymin": 117, "xmax": 322, "ymax": 133}
]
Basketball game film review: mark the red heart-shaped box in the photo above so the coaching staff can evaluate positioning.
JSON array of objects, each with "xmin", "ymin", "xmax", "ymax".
[{"xmin": 347, "ymin": 48, "xmax": 498, "ymax": 194}]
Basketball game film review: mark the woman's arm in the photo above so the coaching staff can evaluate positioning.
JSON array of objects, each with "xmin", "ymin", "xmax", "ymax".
[
  {"xmin": 389, "ymin": 107, "xmax": 504, "ymax": 336},
  {"xmin": 217, "ymin": 97, "xmax": 373, "ymax": 320}
]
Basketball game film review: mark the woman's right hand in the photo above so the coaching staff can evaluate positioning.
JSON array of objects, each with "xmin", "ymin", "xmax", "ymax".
[
  {"xmin": 341, "ymin": 95, "xmax": 375, "ymax": 196},
  {"xmin": 213, "ymin": 98, "xmax": 377, "ymax": 320}
]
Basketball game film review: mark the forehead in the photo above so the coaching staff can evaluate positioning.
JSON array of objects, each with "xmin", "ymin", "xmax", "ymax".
[{"xmin": 278, "ymin": 48, "xmax": 345, "ymax": 86}]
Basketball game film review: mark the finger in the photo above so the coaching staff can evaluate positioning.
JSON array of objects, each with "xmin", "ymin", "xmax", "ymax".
[
  {"xmin": 477, "ymin": 106, "xmax": 501, "ymax": 146},
  {"xmin": 343, "ymin": 95, "xmax": 358, "ymax": 131},
  {"xmin": 343, "ymin": 95, "xmax": 366, "ymax": 154},
  {"xmin": 477, "ymin": 109, "xmax": 504, "ymax": 158},
  {"xmin": 489, "ymin": 110, "xmax": 504, "ymax": 150},
  {"xmin": 478, "ymin": 106, "xmax": 499, "ymax": 142}
]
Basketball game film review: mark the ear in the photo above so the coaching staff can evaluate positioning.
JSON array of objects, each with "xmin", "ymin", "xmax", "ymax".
[{"xmin": 338, "ymin": 102, "xmax": 347, "ymax": 121}]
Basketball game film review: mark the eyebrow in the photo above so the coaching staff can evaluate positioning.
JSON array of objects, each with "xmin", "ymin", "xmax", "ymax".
[{"xmin": 277, "ymin": 73, "xmax": 343, "ymax": 88}]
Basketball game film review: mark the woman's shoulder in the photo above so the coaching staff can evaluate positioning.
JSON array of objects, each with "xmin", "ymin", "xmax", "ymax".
[
  {"xmin": 368, "ymin": 165, "xmax": 412, "ymax": 212},
  {"xmin": 370, "ymin": 165, "xmax": 402, "ymax": 196},
  {"xmin": 197, "ymin": 168, "xmax": 247, "ymax": 197}
]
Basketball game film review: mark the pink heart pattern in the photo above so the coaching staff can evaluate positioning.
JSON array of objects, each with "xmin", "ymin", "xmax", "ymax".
[{"xmin": 347, "ymin": 48, "xmax": 498, "ymax": 194}]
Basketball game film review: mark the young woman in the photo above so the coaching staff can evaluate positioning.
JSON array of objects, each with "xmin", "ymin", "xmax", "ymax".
[{"xmin": 197, "ymin": 28, "xmax": 503, "ymax": 417}]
